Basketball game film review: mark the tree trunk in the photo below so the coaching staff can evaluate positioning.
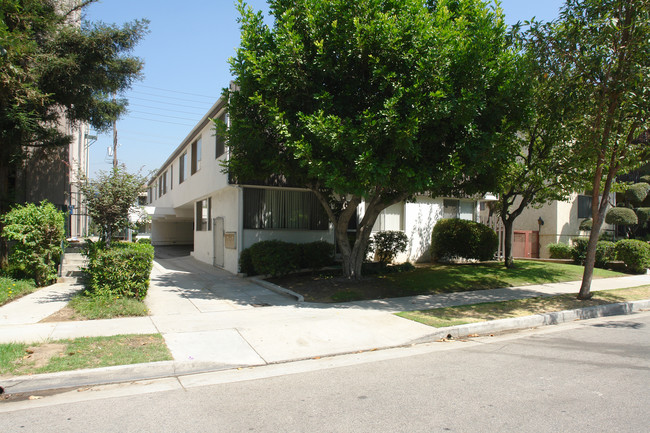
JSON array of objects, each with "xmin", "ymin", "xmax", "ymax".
[{"xmin": 503, "ymin": 216, "xmax": 515, "ymax": 268}]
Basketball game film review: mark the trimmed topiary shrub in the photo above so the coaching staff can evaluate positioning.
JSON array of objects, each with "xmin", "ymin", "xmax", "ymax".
[
  {"xmin": 636, "ymin": 207, "xmax": 650, "ymax": 228},
  {"xmin": 571, "ymin": 238, "xmax": 589, "ymax": 265},
  {"xmin": 624, "ymin": 182, "xmax": 650, "ymax": 206},
  {"xmin": 614, "ymin": 239, "xmax": 650, "ymax": 273},
  {"xmin": 548, "ymin": 243, "xmax": 573, "ymax": 259},
  {"xmin": 595, "ymin": 240, "xmax": 616, "ymax": 268},
  {"xmin": 372, "ymin": 231, "xmax": 408, "ymax": 265},
  {"xmin": 300, "ymin": 241, "xmax": 335, "ymax": 270},
  {"xmin": 248, "ymin": 240, "xmax": 301, "ymax": 277},
  {"xmin": 605, "ymin": 207, "xmax": 638, "ymax": 226},
  {"xmin": 431, "ymin": 219, "xmax": 498, "ymax": 261},
  {"xmin": 1, "ymin": 201, "xmax": 65, "ymax": 287},
  {"xmin": 579, "ymin": 218, "xmax": 592, "ymax": 231},
  {"xmin": 84, "ymin": 242, "xmax": 154, "ymax": 300}
]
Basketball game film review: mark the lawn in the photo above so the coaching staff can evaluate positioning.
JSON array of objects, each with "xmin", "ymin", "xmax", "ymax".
[
  {"xmin": 67, "ymin": 294, "xmax": 149, "ymax": 320},
  {"xmin": 269, "ymin": 260, "xmax": 625, "ymax": 303},
  {"xmin": 0, "ymin": 334, "xmax": 171, "ymax": 376},
  {"xmin": 397, "ymin": 285, "xmax": 650, "ymax": 328},
  {"xmin": 0, "ymin": 276, "xmax": 37, "ymax": 306}
]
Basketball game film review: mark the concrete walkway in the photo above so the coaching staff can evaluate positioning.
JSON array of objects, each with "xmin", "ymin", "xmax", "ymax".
[{"xmin": 1, "ymin": 251, "xmax": 649, "ymax": 391}]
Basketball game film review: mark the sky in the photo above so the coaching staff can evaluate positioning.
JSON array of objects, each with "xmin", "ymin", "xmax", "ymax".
[{"xmin": 83, "ymin": 0, "xmax": 566, "ymax": 179}]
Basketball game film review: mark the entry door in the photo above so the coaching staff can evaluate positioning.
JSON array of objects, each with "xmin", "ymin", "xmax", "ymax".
[{"xmin": 213, "ymin": 217, "xmax": 224, "ymax": 268}]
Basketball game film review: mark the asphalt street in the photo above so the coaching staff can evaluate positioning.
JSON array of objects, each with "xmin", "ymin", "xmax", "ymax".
[{"xmin": 1, "ymin": 311, "xmax": 648, "ymax": 433}]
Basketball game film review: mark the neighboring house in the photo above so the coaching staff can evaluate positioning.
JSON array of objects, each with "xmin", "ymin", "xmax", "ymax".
[
  {"xmin": 15, "ymin": 119, "xmax": 91, "ymax": 239},
  {"xmin": 498, "ymin": 193, "xmax": 615, "ymax": 259},
  {"xmin": 147, "ymin": 92, "xmax": 493, "ymax": 274}
]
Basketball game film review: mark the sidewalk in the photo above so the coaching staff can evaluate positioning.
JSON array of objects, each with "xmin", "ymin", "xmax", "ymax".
[{"xmin": 1, "ymin": 255, "xmax": 649, "ymax": 394}]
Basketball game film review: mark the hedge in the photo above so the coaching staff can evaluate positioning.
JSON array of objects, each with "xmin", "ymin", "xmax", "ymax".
[
  {"xmin": 84, "ymin": 242, "xmax": 154, "ymax": 300},
  {"xmin": 547, "ymin": 243, "xmax": 573, "ymax": 259},
  {"xmin": 615, "ymin": 239, "xmax": 650, "ymax": 274},
  {"xmin": 624, "ymin": 182, "xmax": 650, "ymax": 207},
  {"xmin": 431, "ymin": 219, "xmax": 498, "ymax": 261},
  {"xmin": 240, "ymin": 240, "xmax": 336, "ymax": 276},
  {"xmin": 605, "ymin": 207, "xmax": 638, "ymax": 226}
]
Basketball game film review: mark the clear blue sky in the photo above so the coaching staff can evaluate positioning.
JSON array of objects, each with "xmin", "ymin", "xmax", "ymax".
[{"xmin": 84, "ymin": 0, "xmax": 566, "ymax": 179}]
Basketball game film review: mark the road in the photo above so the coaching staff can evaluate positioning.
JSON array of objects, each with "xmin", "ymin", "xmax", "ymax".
[{"xmin": 1, "ymin": 311, "xmax": 649, "ymax": 433}]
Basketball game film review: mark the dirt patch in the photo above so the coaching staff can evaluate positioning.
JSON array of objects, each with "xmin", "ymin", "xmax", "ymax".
[
  {"xmin": 3, "ymin": 343, "xmax": 68, "ymax": 377},
  {"xmin": 39, "ymin": 306, "xmax": 82, "ymax": 323},
  {"xmin": 267, "ymin": 270, "xmax": 403, "ymax": 303}
]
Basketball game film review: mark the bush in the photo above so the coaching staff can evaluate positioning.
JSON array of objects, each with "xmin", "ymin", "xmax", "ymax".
[
  {"xmin": 636, "ymin": 207, "xmax": 650, "ymax": 228},
  {"xmin": 248, "ymin": 240, "xmax": 301, "ymax": 277},
  {"xmin": 605, "ymin": 207, "xmax": 638, "ymax": 226},
  {"xmin": 615, "ymin": 239, "xmax": 650, "ymax": 273},
  {"xmin": 571, "ymin": 238, "xmax": 589, "ymax": 265},
  {"xmin": 595, "ymin": 241, "xmax": 616, "ymax": 268},
  {"xmin": 300, "ymin": 241, "xmax": 335, "ymax": 270},
  {"xmin": 624, "ymin": 182, "xmax": 650, "ymax": 206},
  {"xmin": 431, "ymin": 219, "xmax": 498, "ymax": 261},
  {"xmin": 372, "ymin": 231, "xmax": 408, "ymax": 264},
  {"xmin": 84, "ymin": 242, "xmax": 154, "ymax": 300},
  {"xmin": 136, "ymin": 237, "xmax": 151, "ymax": 244},
  {"xmin": 547, "ymin": 243, "xmax": 573, "ymax": 259},
  {"xmin": 1, "ymin": 201, "xmax": 65, "ymax": 287},
  {"xmin": 239, "ymin": 247, "xmax": 255, "ymax": 275},
  {"xmin": 579, "ymin": 218, "xmax": 592, "ymax": 231}
]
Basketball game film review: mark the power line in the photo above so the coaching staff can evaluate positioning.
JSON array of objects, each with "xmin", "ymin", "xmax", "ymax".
[
  {"xmin": 128, "ymin": 116, "xmax": 195, "ymax": 127},
  {"xmin": 132, "ymin": 84, "xmax": 217, "ymax": 100},
  {"xmin": 129, "ymin": 103, "xmax": 206, "ymax": 116},
  {"xmin": 127, "ymin": 95, "xmax": 213, "ymax": 110},
  {"xmin": 129, "ymin": 110, "xmax": 200, "ymax": 122},
  {"xmin": 129, "ymin": 89, "xmax": 216, "ymax": 104}
]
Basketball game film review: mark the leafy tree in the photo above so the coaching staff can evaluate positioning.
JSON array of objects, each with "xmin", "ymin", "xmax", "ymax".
[
  {"xmin": 0, "ymin": 0, "xmax": 147, "ymax": 261},
  {"xmin": 548, "ymin": 0, "xmax": 650, "ymax": 299},
  {"xmin": 78, "ymin": 166, "xmax": 147, "ymax": 245},
  {"xmin": 225, "ymin": 0, "xmax": 521, "ymax": 278},
  {"xmin": 1, "ymin": 201, "xmax": 65, "ymax": 286},
  {"xmin": 493, "ymin": 16, "xmax": 589, "ymax": 268}
]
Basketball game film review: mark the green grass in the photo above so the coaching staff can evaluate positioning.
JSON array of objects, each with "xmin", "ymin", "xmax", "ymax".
[
  {"xmin": 0, "ymin": 334, "xmax": 171, "ymax": 376},
  {"xmin": 68, "ymin": 294, "xmax": 149, "ymax": 319},
  {"xmin": 0, "ymin": 276, "xmax": 37, "ymax": 306},
  {"xmin": 397, "ymin": 285, "xmax": 650, "ymax": 328},
  {"xmin": 383, "ymin": 260, "xmax": 623, "ymax": 296}
]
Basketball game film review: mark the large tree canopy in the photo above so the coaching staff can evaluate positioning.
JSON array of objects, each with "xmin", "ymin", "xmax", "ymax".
[
  {"xmin": 226, "ymin": 0, "xmax": 523, "ymax": 278},
  {"xmin": 0, "ymin": 0, "xmax": 147, "ymax": 208}
]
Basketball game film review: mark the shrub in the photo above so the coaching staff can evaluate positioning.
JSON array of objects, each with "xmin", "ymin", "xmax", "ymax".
[
  {"xmin": 372, "ymin": 231, "xmax": 408, "ymax": 264},
  {"xmin": 248, "ymin": 240, "xmax": 301, "ymax": 277},
  {"xmin": 615, "ymin": 239, "xmax": 650, "ymax": 273},
  {"xmin": 571, "ymin": 238, "xmax": 589, "ymax": 265},
  {"xmin": 136, "ymin": 237, "xmax": 151, "ymax": 244},
  {"xmin": 605, "ymin": 207, "xmax": 638, "ymax": 226},
  {"xmin": 300, "ymin": 241, "xmax": 335, "ymax": 270},
  {"xmin": 386, "ymin": 262, "xmax": 415, "ymax": 273},
  {"xmin": 595, "ymin": 241, "xmax": 616, "ymax": 268},
  {"xmin": 1, "ymin": 201, "xmax": 65, "ymax": 287},
  {"xmin": 640, "ymin": 175, "xmax": 650, "ymax": 184},
  {"xmin": 547, "ymin": 243, "xmax": 573, "ymax": 259},
  {"xmin": 579, "ymin": 218, "xmax": 592, "ymax": 231},
  {"xmin": 636, "ymin": 207, "xmax": 650, "ymax": 228},
  {"xmin": 84, "ymin": 242, "xmax": 154, "ymax": 300},
  {"xmin": 624, "ymin": 182, "xmax": 650, "ymax": 206},
  {"xmin": 431, "ymin": 219, "xmax": 498, "ymax": 261},
  {"xmin": 239, "ymin": 247, "xmax": 256, "ymax": 275}
]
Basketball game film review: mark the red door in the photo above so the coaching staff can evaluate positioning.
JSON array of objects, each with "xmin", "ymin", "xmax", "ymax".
[{"xmin": 513, "ymin": 231, "xmax": 539, "ymax": 258}]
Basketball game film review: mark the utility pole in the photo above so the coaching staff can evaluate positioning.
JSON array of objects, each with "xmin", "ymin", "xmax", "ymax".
[{"xmin": 112, "ymin": 93, "xmax": 118, "ymax": 168}]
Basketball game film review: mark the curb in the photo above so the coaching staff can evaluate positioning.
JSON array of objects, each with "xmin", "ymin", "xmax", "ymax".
[
  {"xmin": 410, "ymin": 299, "xmax": 650, "ymax": 343},
  {"xmin": 2, "ymin": 299, "xmax": 648, "ymax": 396},
  {"xmin": 249, "ymin": 277, "xmax": 304, "ymax": 302}
]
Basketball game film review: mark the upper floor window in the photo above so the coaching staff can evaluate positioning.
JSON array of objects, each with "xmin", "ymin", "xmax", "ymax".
[
  {"xmin": 170, "ymin": 165, "xmax": 174, "ymax": 190},
  {"xmin": 179, "ymin": 151, "xmax": 188, "ymax": 183},
  {"xmin": 191, "ymin": 138, "xmax": 201, "ymax": 175},
  {"xmin": 215, "ymin": 114, "xmax": 226, "ymax": 159}
]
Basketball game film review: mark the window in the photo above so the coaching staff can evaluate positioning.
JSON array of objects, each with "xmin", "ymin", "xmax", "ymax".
[
  {"xmin": 179, "ymin": 151, "xmax": 188, "ymax": 183},
  {"xmin": 147, "ymin": 187, "xmax": 152, "ymax": 204},
  {"xmin": 578, "ymin": 195, "xmax": 592, "ymax": 218},
  {"xmin": 443, "ymin": 199, "xmax": 475, "ymax": 220},
  {"xmin": 195, "ymin": 198, "xmax": 211, "ymax": 231},
  {"xmin": 243, "ymin": 188, "xmax": 329, "ymax": 230},
  {"xmin": 372, "ymin": 202, "xmax": 404, "ymax": 231},
  {"xmin": 215, "ymin": 114, "xmax": 226, "ymax": 159},
  {"xmin": 170, "ymin": 165, "xmax": 173, "ymax": 190},
  {"xmin": 191, "ymin": 138, "xmax": 201, "ymax": 175},
  {"xmin": 158, "ymin": 177, "xmax": 162, "ymax": 197}
]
